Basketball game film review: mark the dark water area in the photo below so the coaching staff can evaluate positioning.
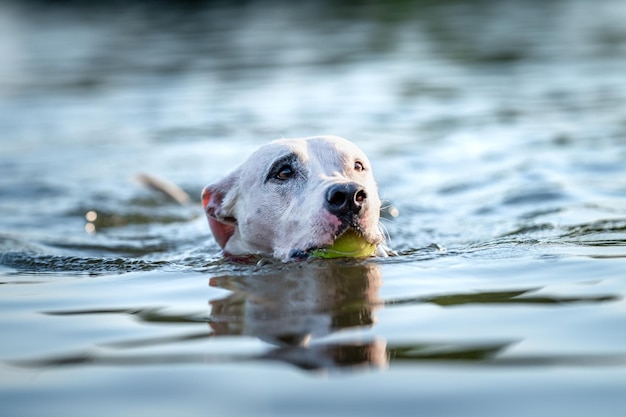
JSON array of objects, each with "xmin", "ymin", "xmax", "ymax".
[{"xmin": 1, "ymin": 1, "xmax": 626, "ymax": 416}]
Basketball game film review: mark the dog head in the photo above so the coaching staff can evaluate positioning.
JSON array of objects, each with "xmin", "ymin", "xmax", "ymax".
[{"xmin": 202, "ymin": 135, "xmax": 383, "ymax": 261}]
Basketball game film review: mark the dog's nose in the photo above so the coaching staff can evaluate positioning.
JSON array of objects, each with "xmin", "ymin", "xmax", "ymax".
[{"xmin": 326, "ymin": 183, "xmax": 367, "ymax": 216}]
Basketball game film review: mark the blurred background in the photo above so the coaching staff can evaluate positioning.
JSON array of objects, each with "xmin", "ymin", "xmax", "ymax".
[{"xmin": 2, "ymin": 0, "xmax": 625, "ymax": 260}]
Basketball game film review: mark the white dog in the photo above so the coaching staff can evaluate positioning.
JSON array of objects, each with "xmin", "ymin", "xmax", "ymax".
[{"xmin": 202, "ymin": 135, "xmax": 386, "ymax": 261}]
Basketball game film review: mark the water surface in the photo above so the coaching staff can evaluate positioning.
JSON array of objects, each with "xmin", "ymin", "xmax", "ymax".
[{"xmin": 1, "ymin": 1, "xmax": 626, "ymax": 416}]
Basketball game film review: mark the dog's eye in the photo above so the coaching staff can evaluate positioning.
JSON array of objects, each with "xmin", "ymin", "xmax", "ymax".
[
  {"xmin": 276, "ymin": 165, "xmax": 295, "ymax": 180},
  {"xmin": 354, "ymin": 161, "xmax": 365, "ymax": 172}
]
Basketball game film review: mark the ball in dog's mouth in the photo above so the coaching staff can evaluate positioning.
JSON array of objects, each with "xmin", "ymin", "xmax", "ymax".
[{"xmin": 309, "ymin": 228, "xmax": 377, "ymax": 259}]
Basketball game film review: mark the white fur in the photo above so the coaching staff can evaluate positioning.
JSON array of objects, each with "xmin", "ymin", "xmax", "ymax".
[{"xmin": 203, "ymin": 135, "xmax": 384, "ymax": 261}]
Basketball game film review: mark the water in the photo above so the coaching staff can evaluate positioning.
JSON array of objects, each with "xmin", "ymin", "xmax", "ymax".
[{"xmin": 1, "ymin": 0, "xmax": 626, "ymax": 416}]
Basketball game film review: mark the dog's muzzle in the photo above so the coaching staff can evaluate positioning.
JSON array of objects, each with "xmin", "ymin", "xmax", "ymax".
[{"xmin": 325, "ymin": 182, "xmax": 367, "ymax": 218}]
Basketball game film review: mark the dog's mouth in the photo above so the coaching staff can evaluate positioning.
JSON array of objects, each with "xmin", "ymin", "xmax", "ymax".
[{"xmin": 290, "ymin": 224, "xmax": 378, "ymax": 260}]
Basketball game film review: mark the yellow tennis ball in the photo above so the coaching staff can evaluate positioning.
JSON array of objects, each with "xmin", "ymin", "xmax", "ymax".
[{"xmin": 311, "ymin": 229, "xmax": 377, "ymax": 258}]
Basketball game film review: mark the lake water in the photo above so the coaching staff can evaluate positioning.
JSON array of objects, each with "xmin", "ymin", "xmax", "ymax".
[{"xmin": 1, "ymin": 1, "xmax": 626, "ymax": 416}]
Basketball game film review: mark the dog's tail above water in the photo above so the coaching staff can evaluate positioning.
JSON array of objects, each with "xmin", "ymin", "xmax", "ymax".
[{"xmin": 135, "ymin": 173, "xmax": 191, "ymax": 206}]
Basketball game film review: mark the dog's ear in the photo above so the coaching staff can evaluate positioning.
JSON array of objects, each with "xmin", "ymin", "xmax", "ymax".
[{"xmin": 201, "ymin": 172, "xmax": 238, "ymax": 249}]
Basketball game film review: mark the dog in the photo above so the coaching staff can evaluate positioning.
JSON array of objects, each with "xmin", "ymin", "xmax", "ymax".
[{"xmin": 201, "ymin": 135, "xmax": 386, "ymax": 261}]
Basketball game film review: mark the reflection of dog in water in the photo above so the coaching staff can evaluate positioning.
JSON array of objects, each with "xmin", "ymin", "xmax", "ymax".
[{"xmin": 208, "ymin": 261, "xmax": 388, "ymax": 371}]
